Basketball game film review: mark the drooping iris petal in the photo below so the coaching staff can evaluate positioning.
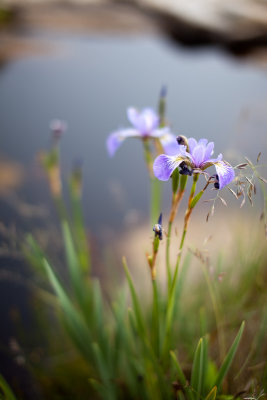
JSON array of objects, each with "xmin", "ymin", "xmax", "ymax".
[
  {"xmin": 214, "ymin": 161, "xmax": 235, "ymax": 189},
  {"xmin": 106, "ymin": 128, "xmax": 140, "ymax": 157},
  {"xmin": 192, "ymin": 145, "xmax": 205, "ymax": 167},
  {"xmin": 153, "ymin": 154, "xmax": 184, "ymax": 181}
]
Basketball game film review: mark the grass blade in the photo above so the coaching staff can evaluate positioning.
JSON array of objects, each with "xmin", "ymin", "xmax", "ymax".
[
  {"xmin": 212, "ymin": 321, "xmax": 245, "ymax": 390},
  {"xmin": 122, "ymin": 257, "xmax": 146, "ymax": 336},
  {"xmin": 190, "ymin": 338, "xmax": 205, "ymax": 399},
  {"xmin": 170, "ymin": 351, "xmax": 194, "ymax": 400},
  {"xmin": 0, "ymin": 375, "xmax": 17, "ymax": 400},
  {"xmin": 205, "ymin": 386, "xmax": 217, "ymax": 400}
]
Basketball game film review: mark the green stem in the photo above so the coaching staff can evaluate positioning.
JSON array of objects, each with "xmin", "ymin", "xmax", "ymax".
[
  {"xmin": 166, "ymin": 220, "xmax": 173, "ymax": 291},
  {"xmin": 174, "ymin": 174, "xmax": 199, "ymax": 278},
  {"xmin": 166, "ymin": 175, "xmax": 187, "ymax": 293},
  {"xmin": 152, "ymin": 279, "xmax": 160, "ymax": 357},
  {"xmin": 143, "ymin": 140, "xmax": 162, "ymax": 226}
]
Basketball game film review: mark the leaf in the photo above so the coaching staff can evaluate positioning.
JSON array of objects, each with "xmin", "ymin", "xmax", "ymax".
[
  {"xmin": 257, "ymin": 152, "xmax": 261, "ymax": 163},
  {"xmin": 205, "ymin": 386, "xmax": 217, "ymax": 400},
  {"xmin": 122, "ymin": 257, "xmax": 146, "ymax": 336},
  {"xmin": 170, "ymin": 351, "xmax": 194, "ymax": 400},
  {"xmin": 190, "ymin": 338, "xmax": 206, "ymax": 399},
  {"xmin": 190, "ymin": 191, "xmax": 204, "ymax": 209},
  {"xmin": 170, "ymin": 351, "xmax": 187, "ymax": 386},
  {"xmin": 0, "ymin": 374, "xmax": 17, "ymax": 400},
  {"xmin": 212, "ymin": 321, "xmax": 245, "ymax": 390},
  {"xmin": 62, "ymin": 221, "xmax": 84, "ymax": 303}
]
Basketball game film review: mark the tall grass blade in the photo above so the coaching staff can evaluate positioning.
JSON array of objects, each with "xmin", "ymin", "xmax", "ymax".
[
  {"xmin": 92, "ymin": 342, "xmax": 117, "ymax": 400},
  {"xmin": 205, "ymin": 386, "xmax": 217, "ymax": 400},
  {"xmin": 122, "ymin": 257, "xmax": 146, "ymax": 336},
  {"xmin": 190, "ymin": 338, "xmax": 205, "ymax": 399},
  {"xmin": 0, "ymin": 375, "xmax": 17, "ymax": 400},
  {"xmin": 170, "ymin": 351, "xmax": 194, "ymax": 400},
  {"xmin": 62, "ymin": 220, "xmax": 85, "ymax": 302},
  {"xmin": 212, "ymin": 321, "xmax": 245, "ymax": 390}
]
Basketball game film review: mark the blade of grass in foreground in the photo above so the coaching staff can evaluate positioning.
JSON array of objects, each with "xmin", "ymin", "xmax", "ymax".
[
  {"xmin": 122, "ymin": 256, "xmax": 146, "ymax": 337},
  {"xmin": 0, "ymin": 375, "xmax": 17, "ymax": 400},
  {"xmin": 212, "ymin": 321, "xmax": 245, "ymax": 391},
  {"xmin": 205, "ymin": 386, "xmax": 217, "ymax": 400},
  {"xmin": 190, "ymin": 338, "xmax": 206, "ymax": 400},
  {"xmin": 170, "ymin": 351, "xmax": 194, "ymax": 400}
]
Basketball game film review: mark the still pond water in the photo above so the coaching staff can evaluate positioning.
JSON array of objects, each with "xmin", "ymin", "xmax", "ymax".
[{"xmin": 0, "ymin": 31, "xmax": 267, "ymax": 236}]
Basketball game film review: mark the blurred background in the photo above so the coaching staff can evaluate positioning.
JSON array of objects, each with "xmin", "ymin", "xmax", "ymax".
[{"xmin": 0, "ymin": 0, "xmax": 267, "ymax": 397}]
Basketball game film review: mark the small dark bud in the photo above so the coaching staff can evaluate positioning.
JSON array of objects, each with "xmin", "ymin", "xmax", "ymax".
[
  {"xmin": 153, "ymin": 225, "xmax": 163, "ymax": 240},
  {"xmin": 179, "ymin": 162, "xmax": 192, "ymax": 176},
  {"xmin": 176, "ymin": 135, "xmax": 187, "ymax": 146},
  {"xmin": 153, "ymin": 213, "xmax": 163, "ymax": 240},
  {"xmin": 213, "ymin": 174, "xmax": 219, "ymax": 189}
]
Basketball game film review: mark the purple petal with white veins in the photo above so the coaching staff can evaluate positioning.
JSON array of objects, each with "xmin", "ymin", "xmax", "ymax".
[
  {"xmin": 214, "ymin": 161, "xmax": 235, "ymax": 189},
  {"xmin": 153, "ymin": 154, "xmax": 184, "ymax": 181},
  {"xmin": 204, "ymin": 142, "xmax": 214, "ymax": 162},
  {"xmin": 188, "ymin": 138, "xmax": 197, "ymax": 153},
  {"xmin": 192, "ymin": 144, "xmax": 205, "ymax": 167},
  {"xmin": 106, "ymin": 128, "xmax": 140, "ymax": 157},
  {"xmin": 198, "ymin": 138, "xmax": 208, "ymax": 146}
]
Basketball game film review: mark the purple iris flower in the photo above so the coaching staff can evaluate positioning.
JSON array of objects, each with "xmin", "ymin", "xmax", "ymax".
[
  {"xmin": 106, "ymin": 107, "xmax": 178, "ymax": 157},
  {"xmin": 153, "ymin": 137, "xmax": 235, "ymax": 189}
]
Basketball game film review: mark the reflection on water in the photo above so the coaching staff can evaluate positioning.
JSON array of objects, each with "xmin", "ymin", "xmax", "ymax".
[{"xmin": 0, "ymin": 32, "xmax": 267, "ymax": 234}]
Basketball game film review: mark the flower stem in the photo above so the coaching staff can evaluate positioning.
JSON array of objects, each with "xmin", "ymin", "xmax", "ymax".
[
  {"xmin": 173, "ymin": 174, "xmax": 199, "ymax": 278},
  {"xmin": 166, "ymin": 176, "xmax": 187, "ymax": 291}
]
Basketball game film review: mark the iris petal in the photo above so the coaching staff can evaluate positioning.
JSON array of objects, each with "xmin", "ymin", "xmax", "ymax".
[
  {"xmin": 198, "ymin": 138, "xmax": 208, "ymax": 146},
  {"xmin": 142, "ymin": 108, "xmax": 159, "ymax": 132},
  {"xmin": 153, "ymin": 154, "xmax": 184, "ymax": 181},
  {"xmin": 106, "ymin": 129, "xmax": 140, "ymax": 157},
  {"xmin": 158, "ymin": 132, "xmax": 179, "ymax": 155},
  {"xmin": 214, "ymin": 161, "xmax": 235, "ymax": 189},
  {"xmin": 127, "ymin": 107, "xmax": 159, "ymax": 134},
  {"xmin": 192, "ymin": 145, "xmax": 205, "ymax": 167},
  {"xmin": 127, "ymin": 108, "xmax": 140, "ymax": 129},
  {"xmin": 188, "ymin": 138, "xmax": 197, "ymax": 153},
  {"xmin": 203, "ymin": 142, "xmax": 214, "ymax": 162}
]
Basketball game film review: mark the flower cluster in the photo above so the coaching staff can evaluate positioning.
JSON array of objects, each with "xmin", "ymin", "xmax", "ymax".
[{"xmin": 153, "ymin": 136, "xmax": 235, "ymax": 189}]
